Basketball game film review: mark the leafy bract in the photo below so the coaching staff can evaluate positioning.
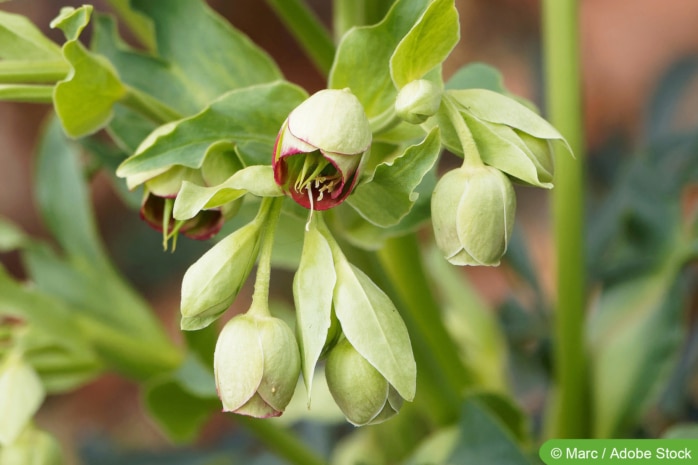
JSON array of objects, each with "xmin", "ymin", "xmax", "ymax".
[
  {"xmin": 390, "ymin": 0, "xmax": 459, "ymax": 89},
  {"xmin": 0, "ymin": 10, "xmax": 63, "ymax": 62},
  {"xmin": 180, "ymin": 220, "xmax": 262, "ymax": 331},
  {"xmin": 330, "ymin": 249, "xmax": 416, "ymax": 401},
  {"xmin": 348, "ymin": 127, "xmax": 441, "ymax": 227},
  {"xmin": 329, "ymin": 0, "xmax": 431, "ymax": 119},
  {"xmin": 0, "ymin": 354, "xmax": 44, "ymax": 445},
  {"xmin": 174, "ymin": 166, "xmax": 282, "ymax": 221},
  {"xmin": 294, "ymin": 221, "xmax": 336, "ymax": 400},
  {"xmin": 450, "ymin": 88, "xmax": 572, "ymax": 155},
  {"xmin": 51, "ymin": 6, "xmax": 128, "ymax": 138},
  {"xmin": 116, "ymin": 81, "xmax": 307, "ymax": 179}
]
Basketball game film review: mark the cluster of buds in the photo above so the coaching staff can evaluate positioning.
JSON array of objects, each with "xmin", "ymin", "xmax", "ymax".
[{"xmin": 174, "ymin": 82, "xmax": 566, "ymax": 425}]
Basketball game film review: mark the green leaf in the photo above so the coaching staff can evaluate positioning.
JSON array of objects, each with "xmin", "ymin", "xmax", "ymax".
[
  {"xmin": 446, "ymin": 62, "xmax": 507, "ymax": 92},
  {"xmin": 449, "ymin": 88, "xmax": 572, "ymax": 155},
  {"xmin": 294, "ymin": 221, "xmax": 336, "ymax": 401},
  {"xmin": 27, "ymin": 119, "xmax": 181, "ymax": 379},
  {"xmin": 390, "ymin": 0, "xmax": 459, "ymax": 88},
  {"xmin": 144, "ymin": 354, "xmax": 219, "ymax": 442},
  {"xmin": 116, "ymin": 81, "xmax": 307, "ymax": 179},
  {"xmin": 174, "ymin": 165, "xmax": 283, "ymax": 221},
  {"xmin": 460, "ymin": 111, "xmax": 554, "ymax": 188},
  {"xmin": 130, "ymin": 0, "xmax": 282, "ymax": 102},
  {"xmin": 588, "ymin": 265, "xmax": 687, "ymax": 438},
  {"xmin": 329, "ymin": 0, "xmax": 430, "ymax": 119},
  {"xmin": 0, "ymin": 10, "xmax": 63, "ymax": 61},
  {"xmin": 35, "ymin": 118, "xmax": 109, "ymax": 269},
  {"xmin": 0, "ymin": 353, "xmax": 45, "ymax": 445},
  {"xmin": 446, "ymin": 399, "xmax": 532, "ymax": 464},
  {"xmin": 330, "ymin": 251, "xmax": 416, "ymax": 401},
  {"xmin": 348, "ymin": 127, "xmax": 441, "ymax": 227},
  {"xmin": 50, "ymin": 6, "xmax": 92, "ymax": 41},
  {"xmin": 53, "ymin": 41, "xmax": 127, "ymax": 138},
  {"xmin": 180, "ymin": 220, "xmax": 262, "ymax": 331}
]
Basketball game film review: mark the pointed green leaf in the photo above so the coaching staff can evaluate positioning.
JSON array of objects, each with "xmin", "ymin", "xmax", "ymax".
[
  {"xmin": 174, "ymin": 165, "xmax": 283, "ymax": 221},
  {"xmin": 331, "ymin": 255, "xmax": 416, "ymax": 400},
  {"xmin": 130, "ymin": 0, "xmax": 281, "ymax": 101},
  {"xmin": 50, "ymin": 6, "xmax": 92, "ymax": 41},
  {"xmin": 35, "ymin": 118, "xmax": 109, "ymax": 269},
  {"xmin": 116, "ymin": 81, "xmax": 307, "ymax": 178},
  {"xmin": 144, "ymin": 354, "xmax": 219, "ymax": 442},
  {"xmin": 437, "ymin": 102, "xmax": 554, "ymax": 187},
  {"xmin": 0, "ymin": 353, "xmax": 45, "ymax": 445},
  {"xmin": 0, "ymin": 10, "xmax": 63, "ymax": 61},
  {"xmin": 588, "ymin": 266, "xmax": 687, "ymax": 438},
  {"xmin": 348, "ymin": 127, "xmax": 441, "ymax": 227},
  {"xmin": 294, "ymin": 222, "xmax": 336, "ymax": 400},
  {"xmin": 390, "ymin": 0, "xmax": 459, "ymax": 88},
  {"xmin": 180, "ymin": 221, "xmax": 262, "ymax": 331},
  {"xmin": 447, "ymin": 399, "xmax": 531, "ymax": 464},
  {"xmin": 329, "ymin": 0, "xmax": 430, "ymax": 118},
  {"xmin": 449, "ymin": 88, "xmax": 572, "ymax": 156}
]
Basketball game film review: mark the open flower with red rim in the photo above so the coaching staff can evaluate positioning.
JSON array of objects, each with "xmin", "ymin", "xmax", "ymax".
[{"xmin": 272, "ymin": 88, "xmax": 371, "ymax": 210}]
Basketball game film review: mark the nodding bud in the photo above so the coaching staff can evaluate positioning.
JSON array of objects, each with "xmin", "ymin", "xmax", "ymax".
[
  {"xmin": 272, "ymin": 88, "xmax": 371, "ymax": 210},
  {"xmin": 431, "ymin": 165, "xmax": 516, "ymax": 266},
  {"xmin": 213, "ymin": 313, "xmax": 300, "ymax": 418},
  {"xmin": 325, "ymin": 338, "xmax": 404, "ymax": 426},
  {"xmin": 395, "ymin": 79, "xmax": 442, "ymax": 124}
]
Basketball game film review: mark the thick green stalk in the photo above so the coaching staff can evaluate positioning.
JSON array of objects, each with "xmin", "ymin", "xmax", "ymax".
[
  {"xmin": 266, "ymin": 0, "xmax": 335, "ymax": 77},
  {"xmin": 0, "ymin": 85, "xmax": 54, "ymax": 103},
  {"xmin": 542, "ymin": 0, "xmax": 589, "ymax": 438},
  {"xmin": 378, "ymin": 233, "xmax": 471, "ymax": 423},
  {"xmin": 0, "ymin": 61, "xmax": 68, "ymax": 83},
  {"xmin": 236, "ymin": 417, "xmax": 329, "ymax": 465}
]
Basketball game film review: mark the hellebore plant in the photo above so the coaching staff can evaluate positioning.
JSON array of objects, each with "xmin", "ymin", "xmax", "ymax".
[{"xmin": 0, "ymin": 0, "xmax": 607, "ymax": 464}]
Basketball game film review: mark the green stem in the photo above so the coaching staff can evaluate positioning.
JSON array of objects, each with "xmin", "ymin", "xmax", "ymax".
[
  {"xmin": 121, "ymin": 87, "xmax": 182, "ymax": 125},
  {"xmin": 236, "ymin": 416, "xmax": 329, "ymax": 465},
  {"xmin": 377, "ymin": 233, "xmax": 471, "ymax": 424},
  {"xmin": 248, "ymin": 198, "xmax": 284, "ymax": 317},
  {"xmin": 332, "ymin": 0, "xmax": 365, "ymax": 41},
  {"xmin": 266, "ymin": 0, "xmax": 335, "ymax": 77},
  {"xmin": 0, "ymin": 60, "xmax": 68, "ymax": 83},
  {"xmin": 542, "ymin": 0, "xmax": 589, "ymax": 439},
  {"xmin": 0, "ymin": 84, "xmax": 54, "ymax": 103},
  {"xmin": 443, "ymin": 95, "xmax": 483, "ymax": 168}
]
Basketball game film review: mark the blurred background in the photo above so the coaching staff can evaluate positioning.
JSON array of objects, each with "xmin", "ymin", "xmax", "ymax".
[{"xmin": 1, "ymin": 0, "xmax": 698, "ymax": 463}]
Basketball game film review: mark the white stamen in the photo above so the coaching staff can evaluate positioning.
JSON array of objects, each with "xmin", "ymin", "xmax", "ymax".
[{"xmin": 305, "ymin": 185, "xmax": 314, "ymax": 231}]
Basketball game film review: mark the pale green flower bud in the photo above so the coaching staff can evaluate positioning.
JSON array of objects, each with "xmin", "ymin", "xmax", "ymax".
[
  {"xmin": 325, "ymin": 338, "xmax": 404, "ymax": 426},
  {"xmin": 431, "ymin": 165, "xmax": 516, "ymax": 266},
  {"xmin": 395, "ymin": 79, "xmax": 442, "ymax": 124},
  {"xmin": 214, "ymin": 313, "xmax": 301, "ymax": 418}
]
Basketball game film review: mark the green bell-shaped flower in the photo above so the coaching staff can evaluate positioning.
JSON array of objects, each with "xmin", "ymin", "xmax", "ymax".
[
  {"xmin": 431, "ymin": 165, "xmax": 516, "ymax": 266},
  {"xmin": 273, "ymin": 88, "xmax": 371, "ymax": 210},
  {"xmin": 325, "ymin": 338, "xmax": 404, "ymax": 426},
  {"xmin": 214, "ymin": 312, "xmax": 300, "ymax": 418}
]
